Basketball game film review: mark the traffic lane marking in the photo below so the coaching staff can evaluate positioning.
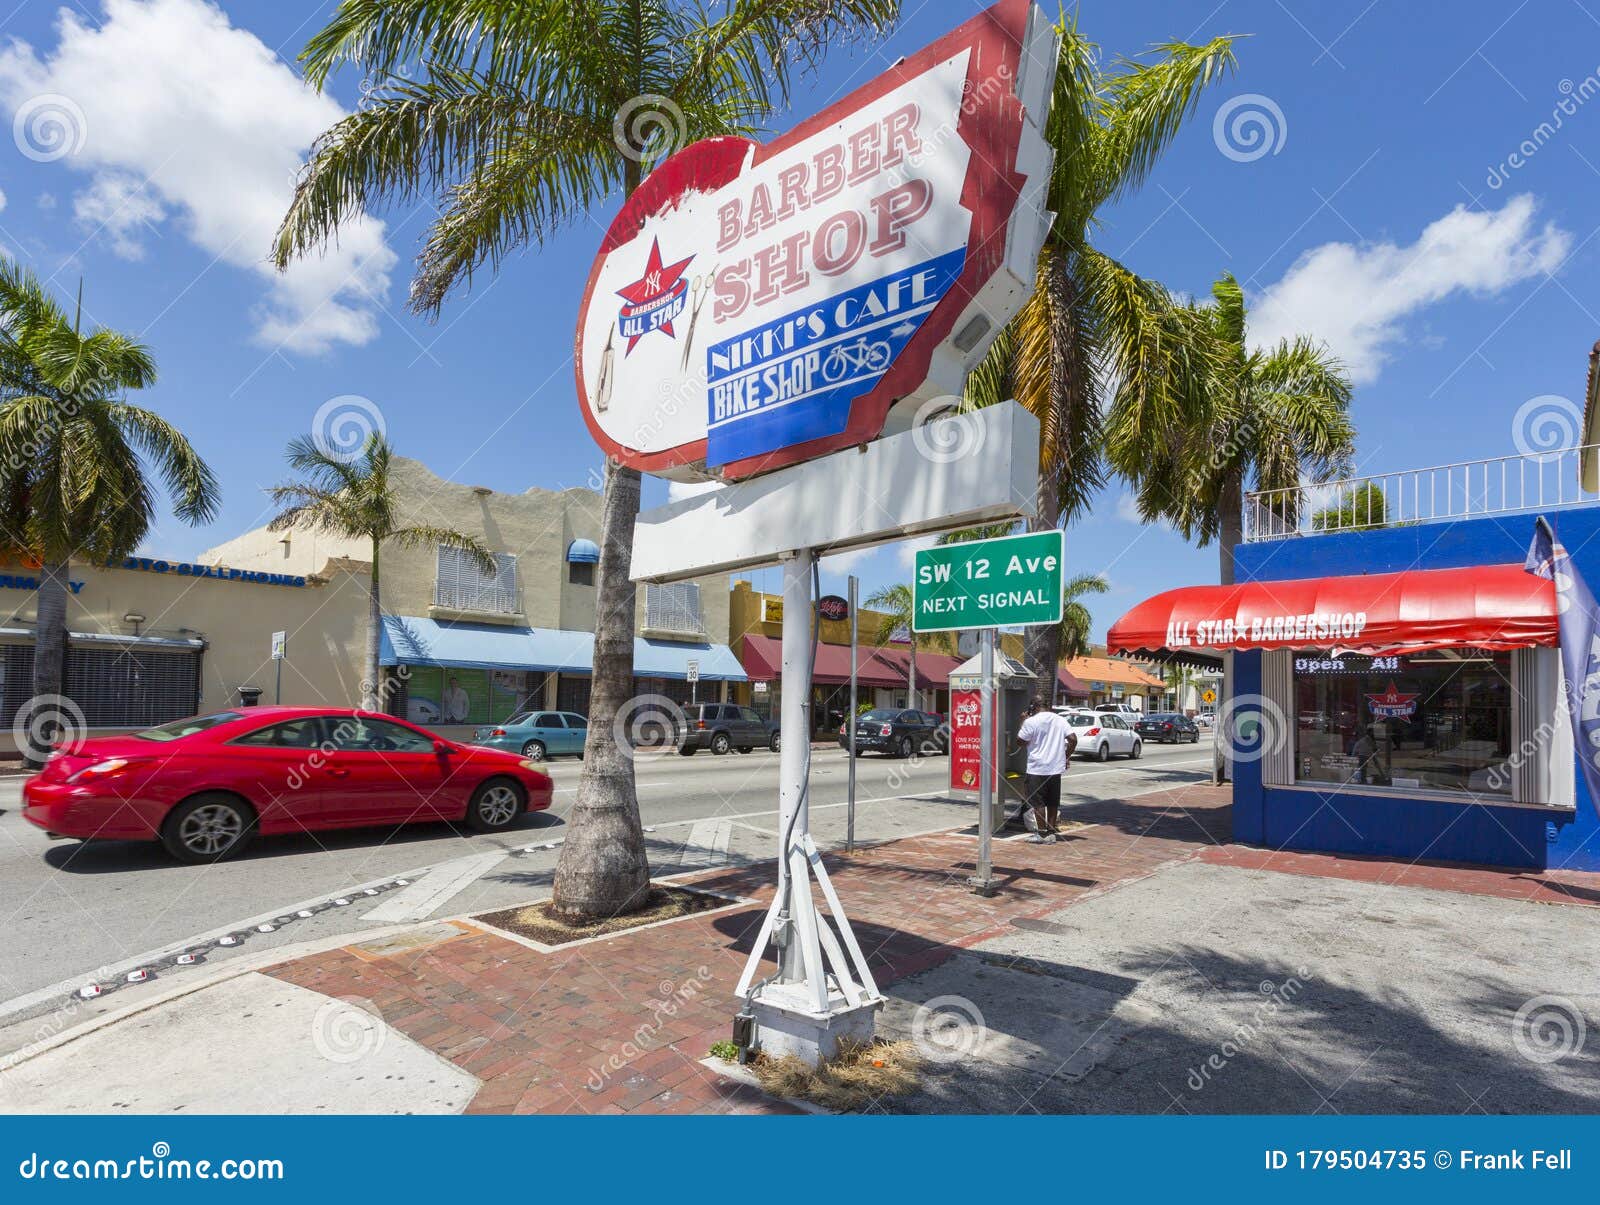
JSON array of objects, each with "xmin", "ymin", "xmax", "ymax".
[{"xmin": 361, "ymin": 851, "xmax": 507, "ymax": 925}]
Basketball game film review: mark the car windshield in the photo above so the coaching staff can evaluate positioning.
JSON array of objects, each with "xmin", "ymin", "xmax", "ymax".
[
  {"xmin": 134, "ymin": 712, "xmax": 245, "ymax": 742},
  {"xmin": 858, "ymin": 710, "xmax": 898, "ymax": 722}
]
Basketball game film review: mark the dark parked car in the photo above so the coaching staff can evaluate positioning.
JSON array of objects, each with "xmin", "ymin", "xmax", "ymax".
[
  {"xmin": 839, "ymin": 708, "xmax": 948, "ymax": 757},
  {"xmin": 1135, "ymin": 712, "xmax": 1201, "ymax": 744},
  {"xmin": 676, "ymin": 703, "xmax": 779, "ymax": 755}
]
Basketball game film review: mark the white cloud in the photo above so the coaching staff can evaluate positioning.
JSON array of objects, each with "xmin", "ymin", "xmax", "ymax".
[
  {"xmin": 819, "ymin": 546, "xmax": 873, "ymax": 573},
  {"xmin": 0, "ymin": 0, "xmax": 396, "ymax": 352},
  {"xmin": 1249, "ymin": 195, "xmax": 1570, "ymax": 384},
  {"xmin": 895, "ymin": 533, "xmax": 941, "ymax": 568},
  {"xmin": 72, "ymin": 171, "xmax": 163, "ymax": 259}
]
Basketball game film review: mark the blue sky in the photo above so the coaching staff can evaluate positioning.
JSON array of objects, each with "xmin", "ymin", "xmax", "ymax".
[{"xmin": 0, "ymin": 0, "xmax": 1595, "ymax": 641}]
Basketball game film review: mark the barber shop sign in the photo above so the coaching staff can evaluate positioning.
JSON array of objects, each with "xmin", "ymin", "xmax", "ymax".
[{"xmin": 576, "ymin": 0, "xmax": 1055, "ymax": 481}]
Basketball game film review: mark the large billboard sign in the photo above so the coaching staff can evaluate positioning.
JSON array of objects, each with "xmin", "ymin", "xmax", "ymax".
[{"xmin": 576, "ymin": 0, "xmax": 1056, "ymax": 482}]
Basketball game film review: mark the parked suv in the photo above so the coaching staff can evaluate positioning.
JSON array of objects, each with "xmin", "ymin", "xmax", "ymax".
[
  {"xmin": 1135, "ymin": 711, "xmax": 1200, "ymax": 744},
  {"xmin": 676, "ymin": 703, "xmax": 779, "ymax": 755},
  {"xmin": 839, "ymin": 708, "xmax": 949, "ymax": 758}
]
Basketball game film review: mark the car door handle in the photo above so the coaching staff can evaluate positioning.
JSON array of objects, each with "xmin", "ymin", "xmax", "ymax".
[{"xmin": 324, "ymin": 768, "xmax": 350, "ymax": 777}]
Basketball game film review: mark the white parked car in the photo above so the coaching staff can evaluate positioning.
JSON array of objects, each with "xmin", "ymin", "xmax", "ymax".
[{"xmin": 1058, "ymin": 709, "xmax": 1142, "ymax": 761}]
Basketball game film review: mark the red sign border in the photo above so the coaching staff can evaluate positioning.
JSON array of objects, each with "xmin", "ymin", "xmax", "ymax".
[{"xmin": 573, "ymin": 0, "xmax": 1039, "ymax": 481}]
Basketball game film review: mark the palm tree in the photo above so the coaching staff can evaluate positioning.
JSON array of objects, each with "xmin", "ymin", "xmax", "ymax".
[
  {"xmin": 1057, "ymin": 572, "xmax": 1108, "ymax": 663},
  {"xmin": 273, "ymin": 0, "xmax": 901, "ymax": 921},
  {"xmin": 267, "ymin": 434, "xmax": 496, "ymax": 711},
  {"xmin": 1122, "ymin": 272, "xmax": 1354, "ymax": 583},
  {"xmin": 967, "ymin": 19, "xmax": 1238, "ymax": 685},
  {"xmin": 0, "ymin": 264, "xmax": 219, "ymax": 764},
  {"xmin": 862, "ymin": 582, "xmax": 953, "ymax": 709}
]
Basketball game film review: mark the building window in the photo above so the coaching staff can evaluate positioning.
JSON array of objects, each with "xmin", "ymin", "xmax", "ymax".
[
  {"xmin": 1291, "ymin": 649, "xmax": 1512, "ymax": 797},
  {"xmin": 435, "ymin": 546, "xmax": 518, "ymax": 614},
  {"xmin": 644, "ymin": 581, "xmax": 704, "ymax": 637},
  {"xmin": 568, "ymin": 560, "xmax": 595, "ymax": 586}
]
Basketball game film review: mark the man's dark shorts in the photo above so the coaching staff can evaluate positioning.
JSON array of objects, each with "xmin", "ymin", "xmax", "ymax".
[{"xmin": 1025, "ymin": 773, "xmax": 1061, "ymax": 812}]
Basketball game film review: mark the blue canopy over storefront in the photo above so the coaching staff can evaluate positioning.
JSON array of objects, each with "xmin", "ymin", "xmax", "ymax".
[{"xmin": 378, "ymin": 615, "xmax": 745, "ymax": 681}]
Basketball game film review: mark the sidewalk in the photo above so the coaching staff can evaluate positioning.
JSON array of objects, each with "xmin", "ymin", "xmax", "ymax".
[{"xmin": 3, "ymin": 783, "xmax": 1596, "ymax": 1114}]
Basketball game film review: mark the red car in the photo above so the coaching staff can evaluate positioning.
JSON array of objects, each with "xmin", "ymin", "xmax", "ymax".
[{"xmin": 22, "ymin": 707, "xmax": 554, "ymax": 863}]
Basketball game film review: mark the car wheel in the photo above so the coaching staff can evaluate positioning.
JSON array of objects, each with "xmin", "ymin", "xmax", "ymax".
[
  {"xmin": 1130, "ymin": 740, "xmax": 1143, "ymax": 760},
  {"xmin": 896, "ymin": 736, "xmax": 913, "ymax": 758},
  {"xmin": 466, "ymin": 777, "xmax": 525, "ymax": 833},
  {"xmin": 1096, "ymin": 742, "xmax": 1110, "ymax": 762},
  {"xmin": 520, "ymin": 739, "xmax": 546, "ymax": 762},
  {"xmin": 769, "ymin": 732, "xmax": 781, "ymax": 753},
  {"xmin": 711, "ymin": 732, "xmax": 731, "ymax": 755},
  {"xmin": 162, "ymin": 793, "xmax": 255, "ymax": 864},
  {"xmin": 678, "ymin": 745, "xmax": 697, "ymax": 756}
]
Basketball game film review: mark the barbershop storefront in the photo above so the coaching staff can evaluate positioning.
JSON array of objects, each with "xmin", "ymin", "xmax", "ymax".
[{"xmin": 1108, "ymin": 512, "xmax": 1600, "ymax": 872}]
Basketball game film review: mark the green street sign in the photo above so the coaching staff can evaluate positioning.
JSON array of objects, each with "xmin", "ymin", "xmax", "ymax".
[{"xmin": 913, "ymin": 529, "xmax": 1064, "ymax": 632}]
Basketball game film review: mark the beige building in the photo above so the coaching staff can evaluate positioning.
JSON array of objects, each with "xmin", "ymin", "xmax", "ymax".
[
  {"xmin": 0, "ymin": 456, "xmax": 741, "ymax": 751},
  {"xmin": 205, "ymin": 456, "xmax": 742, "ymax": 733}
]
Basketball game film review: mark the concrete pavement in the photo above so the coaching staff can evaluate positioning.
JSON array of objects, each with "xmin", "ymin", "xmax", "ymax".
[{"xmin": 0, "ymin": 741, "xmax": 1210, "ymax": 1041}]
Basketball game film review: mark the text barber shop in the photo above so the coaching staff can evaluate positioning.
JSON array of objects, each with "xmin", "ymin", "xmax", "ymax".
[{"xmin": 1108, "ymin": 509, "xmax": 1600, "ymax": 873}]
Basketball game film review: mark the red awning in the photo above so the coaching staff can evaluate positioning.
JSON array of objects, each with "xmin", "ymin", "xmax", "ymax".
[
  {"xmin": 872, "ymin": 647, "xmax": 965, "ymax": 688},
  {"xmin": 739, "ymin": 635, "xmax": 907, "ymax": 688},
  {"xmin": 1057, "ymin": 668, "xmax": 1090, "ymax": 696},
  {"xmin": 1106, "ymin": 563, "xmax": 1557, "ymax": 656}
]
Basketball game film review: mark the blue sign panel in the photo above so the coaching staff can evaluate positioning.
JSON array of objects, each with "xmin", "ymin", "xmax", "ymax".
[{"xmin": 704, "ymin": 248, "xmax": 965, "ymax": 467}]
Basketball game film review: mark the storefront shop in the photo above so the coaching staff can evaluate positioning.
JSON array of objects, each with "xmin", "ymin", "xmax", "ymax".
[
  {"xmin": 379, "ymin": 615, "xmax": 746, "ymax": 730},
  {"xmin": 735, "ymin": 634, "xmax": 959, "ymax": 731},
  {"xmin": 1058, "ymin": 654, "xmax": 1165, "ymax": 710},
  {"xmin": 1108, "ymin": 511, "xmax": 1599, "ymax": 872},
  {"xmin": 0, "ymin": 552, "xmax": 367, "ymax": 754}
]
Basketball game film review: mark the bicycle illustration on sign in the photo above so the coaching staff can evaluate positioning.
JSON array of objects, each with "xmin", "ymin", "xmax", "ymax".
[{"xmin": 820, "ymin": 337, "xmax": 892, "ymax": 383}]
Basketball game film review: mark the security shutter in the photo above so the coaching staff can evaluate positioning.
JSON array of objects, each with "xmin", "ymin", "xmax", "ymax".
[
  {"xmin": 1513, "ymin": 647, "xmax": 1573, "ymax": 807},
  {"xmin": 435, "ymin": 547, "xmax": 518, "ymax": 614},
  {"xmin": 645, "ymin": 582, "xmax": 703, "ymax": 636},
  {"xmin": 1260, "ymin": 649, "xmax": 1295, "ymax": 787},
  {"xmin": 0, "ymin": 643, "xmax": 200, "ymax": 729}
]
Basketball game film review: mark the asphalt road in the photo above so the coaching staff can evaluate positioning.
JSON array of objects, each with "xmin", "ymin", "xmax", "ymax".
[{"xmin": 0, "ymin": 739, "xmax": 1210, "ymax": 1037}]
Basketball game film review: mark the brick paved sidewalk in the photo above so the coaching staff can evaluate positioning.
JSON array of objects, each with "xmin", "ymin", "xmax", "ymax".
[
  {"xmin": 269, "ymin": 784, "xmax": 1233, "ymax": 1114},
  {"xmin": 265, "ymin": 783, "xmax": 1597, "ymax": 1114}
]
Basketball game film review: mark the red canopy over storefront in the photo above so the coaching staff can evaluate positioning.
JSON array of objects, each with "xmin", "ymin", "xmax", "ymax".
[
  {"xmin": 740, "ymin": 635, "xmax": 907, "ymax": 688},
  {"xmin": 1106, "ymin": 563, "xmax": 1557, "ymax": 656}
]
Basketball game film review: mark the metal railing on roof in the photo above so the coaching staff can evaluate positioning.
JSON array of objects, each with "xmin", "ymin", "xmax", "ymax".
[{"xmin": 1243, "ymin": 445, "xmax": 1600, "ymax": 543}]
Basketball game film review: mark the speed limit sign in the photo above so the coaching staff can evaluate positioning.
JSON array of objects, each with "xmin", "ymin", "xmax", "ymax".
[{"xmin": 686, "ymin": 659, "xmax": 700, "ymax": 683}]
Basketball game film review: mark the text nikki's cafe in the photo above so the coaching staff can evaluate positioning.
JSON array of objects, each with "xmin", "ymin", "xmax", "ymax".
[{"xmin": 1105, "ymin": 448, "xmax": 1600, "ymax": 873}]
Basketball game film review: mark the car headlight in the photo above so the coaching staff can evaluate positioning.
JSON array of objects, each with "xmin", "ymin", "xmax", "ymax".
[{"xmin": 518, "ymin": 759, "xmax": 545, "ymax": 772}]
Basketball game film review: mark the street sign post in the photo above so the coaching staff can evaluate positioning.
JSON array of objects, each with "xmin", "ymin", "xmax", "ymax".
[
  {"xmin": 913, "ymin": 529, "xmax": 1064, "ymax": 633},
  {"xmin": 270, "ymin": 630, "xmax": 286, "ymax": 704}
]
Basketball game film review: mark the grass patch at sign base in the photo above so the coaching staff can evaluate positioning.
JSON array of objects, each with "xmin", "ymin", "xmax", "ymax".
[
  {"xmin": 751, "ymin": 1038, "xmax": 922, "ymax": 1112},
  {"xmin": 474, "ymin": 885, "xmax": 724, "ymax": 947}
]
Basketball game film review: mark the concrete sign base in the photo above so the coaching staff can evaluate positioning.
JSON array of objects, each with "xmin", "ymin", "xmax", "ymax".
[{"xmin": 751, "ymin": 983, "xmax": 883, "ymax": 1065}]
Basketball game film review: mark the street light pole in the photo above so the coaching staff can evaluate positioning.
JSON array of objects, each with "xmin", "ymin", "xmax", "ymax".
[{"xmin": 847, "ymin": 574, "xmax": 858, "ymax": 854}]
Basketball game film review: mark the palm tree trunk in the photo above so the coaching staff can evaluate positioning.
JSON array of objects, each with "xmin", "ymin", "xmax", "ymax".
[
  {"xmin": 27, "ymin": 560, "xmax": 70, "ymax": 767},
  {"xmin": 552, "ymin": 457, "xmax": 650, "ymax": 920},
  {"xmin": 1023, "ymin": 481, "xmax": 1064, "ymax": 699},
  {"xmin": 908, "ymin": 647, "xmax": 917, "ymax": 710},
  {"xmin": 1218, "ymin": 468, "xmax": 1244, "ymax": 585},
  {"xmin": 363, "ymin": 542, "xmax": 381, "ymax": 712}
]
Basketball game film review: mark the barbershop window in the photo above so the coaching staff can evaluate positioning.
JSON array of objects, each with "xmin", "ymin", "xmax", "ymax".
[{"xmin": 1291, "ymin": 650, "xmax": 1512, "ymax": 796}]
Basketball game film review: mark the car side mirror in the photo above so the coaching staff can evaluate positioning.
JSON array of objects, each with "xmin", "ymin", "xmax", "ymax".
[{"xmin": 434, "ymin": 740, "xmax": 454, "ymax": 756}]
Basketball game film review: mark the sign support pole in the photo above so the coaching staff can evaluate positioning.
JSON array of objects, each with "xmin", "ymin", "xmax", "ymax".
[
  {"xmin": 735, "ymin": 547, "xmax": 881, "ymax": 1063},
  {"xmin": 969, "ymin": 627, "xmax": 998, "ymax": 896},
  {"xmin": 847, "ymin": 575, "xmax": 858, "ymax": 855}
]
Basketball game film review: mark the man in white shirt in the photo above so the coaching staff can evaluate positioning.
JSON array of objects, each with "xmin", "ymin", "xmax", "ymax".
[{"xmin": 1017, "ymin": 696, "xmax": 1076, "ymax": 843}]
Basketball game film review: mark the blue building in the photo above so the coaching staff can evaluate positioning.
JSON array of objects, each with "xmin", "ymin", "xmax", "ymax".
[{"xmin": 1109, "ymin": 449, "xmax": 1600, "ymax": 873}]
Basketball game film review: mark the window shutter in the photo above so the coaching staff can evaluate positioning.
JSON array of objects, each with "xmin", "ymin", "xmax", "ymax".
[
  {"xmin": 435, "ymin": 547, "xmax": 518, "ymax": 614},
  {"xmin": 645, "ymin": 582, "xmax": 704, "ymax": 636}
]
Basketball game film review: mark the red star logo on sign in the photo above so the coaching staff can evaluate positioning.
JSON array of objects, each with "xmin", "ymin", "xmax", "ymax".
[
  {"xmin": 1365, "ymin": 681, "xmax": 1418, "ymax": 716},
  {"xmin": 614, "ymin": 238, "xmax": 694, "ymax": 353}
]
